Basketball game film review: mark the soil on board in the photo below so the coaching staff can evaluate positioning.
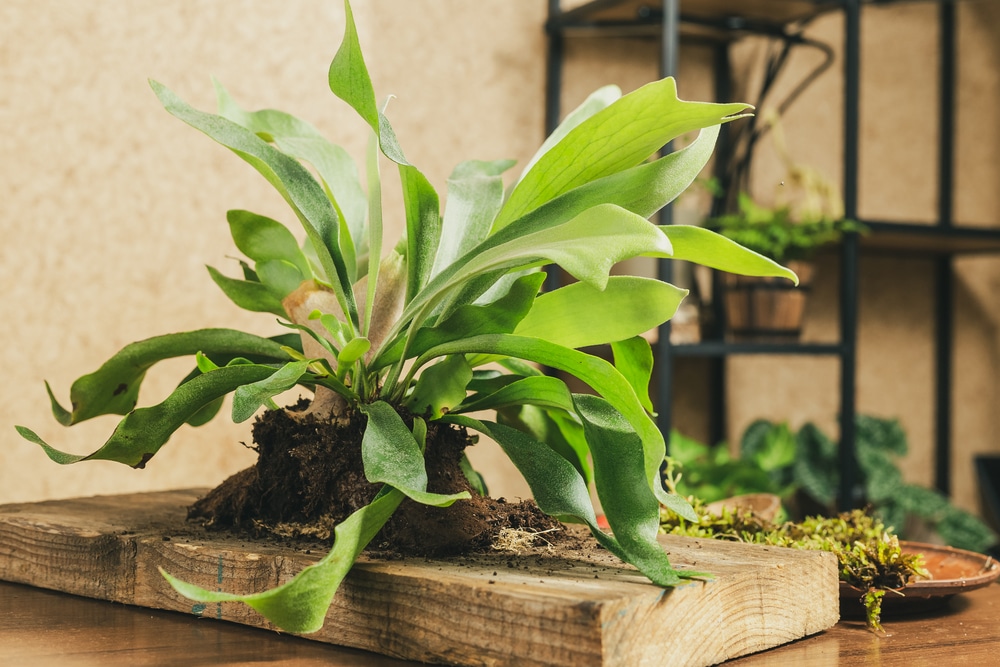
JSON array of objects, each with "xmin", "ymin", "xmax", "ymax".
[{"xmin": 188, "ymin": 400, "xmax": 590, "ymax": 558}]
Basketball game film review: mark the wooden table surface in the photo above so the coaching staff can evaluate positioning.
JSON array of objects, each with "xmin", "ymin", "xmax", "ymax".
[{"xmin": 2, "ymin": 579, "xmax": 998, "ymax": 666}]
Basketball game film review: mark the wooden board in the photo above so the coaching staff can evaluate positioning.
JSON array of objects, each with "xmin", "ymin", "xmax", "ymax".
[{"xmin": 0, "ymin": 490, "xmax": 839, "ymax": 667}]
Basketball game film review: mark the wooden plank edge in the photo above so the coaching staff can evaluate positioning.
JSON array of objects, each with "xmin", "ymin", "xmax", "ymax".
[{"xmin": 0, "ymin": 490, "xmax": 839, "ymax": 667}]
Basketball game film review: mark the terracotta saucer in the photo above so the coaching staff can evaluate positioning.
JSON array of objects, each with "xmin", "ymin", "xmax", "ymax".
[{"xmin": 840, "ymin": 541, "xmax": 999, "ymax": 615}]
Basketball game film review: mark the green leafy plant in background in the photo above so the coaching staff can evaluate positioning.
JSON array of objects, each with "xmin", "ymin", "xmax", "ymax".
[
  {"xmin": 667, "ymin": 416, "xmax": 998, "ymax": 554},
  {"xmin": 705, "ymin": 113, "xmax": 866, "ymax": 264},
  {"xmin": 707, "ymin": 191, "xmax": 866, "ymax": 264},
  {"xmin": 15, "ymin": 0, "xmax": 797, "ymax": 634}
]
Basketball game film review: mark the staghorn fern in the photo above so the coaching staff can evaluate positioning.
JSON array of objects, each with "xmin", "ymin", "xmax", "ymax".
[{"xmin": 15, "ymin": 0, "xmax": 796, "ymax": 633}]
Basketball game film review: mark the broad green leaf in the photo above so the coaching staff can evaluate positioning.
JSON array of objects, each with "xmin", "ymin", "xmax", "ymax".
[
  {"xmin": 660, "ymin": 225, "xmax": 798, "ymax": 283},
  {"xmin": 162, "ymin": 486, "xmax": 405, "ymax": 633},
  {"xmin": 227, "ymin": 209, "xmax": 311, "ymax": 277},
  {"xmin": 385, "ymin": 125, "xmax": 719, "ymax": 346},
  {"xmin": 497, "ymin": 404, "xmax": 592, "ymax": 485},
  {"xmin": 328, "ymin": 0, "xmax": 378, "ymax": 131},
  {"xmin": 466, "ymin": 369, "xmax": 523, "ymax": 394},
  {"xmin": 18, "ymin": 364, "xmax": 279, "ymax": 468},
  {"xmin": 328, "ymin": 0, "xmax": 408, "ymax": 165},
  {"xmin": 514, "ymin": 276, "xmax": 686, "ymax": 349},
  {"xmin": 496, "ymin": 78, "xmax": 750, "ymax": 229},
  {"xmin": 856, "ymin": 414, "xmax": 908, "ymax": 457},
  {"xmin": 454, "ymin": 376, "xmax": 573, "ymax": 415},
  {"xmin": 337, "ymin": 337, "xmax": 371, "ymax": 368},
  {"xmin": 178, "ymin": 339, "xmax": 302, "ymax": 428},
  {"xmin": 185, "ymin": 396, "xmax": 224, "ymax": 427},
  {"xmin": 433, "ymin": 159, "xmax": 516, "ymax": 277},
  {"xmin": 42, "ymin": 329, "xmax": 293, "ymax": 426},
  {"xmin": 453, "ymin": 205, "xmax": 672, "ymax": 294},
  {"xmin": 207, "ymin": 266, "xmax": 287, "ymax": 316},
  {"xmin": 414, "ymin": 334, "xmax": 676, "ymax": 511},
  {"xmin": 498, "ymin": 124, "xmax": 723, "ymax": 244},
  {"xmin": 515, "ymin": 85, "xmax": 621, "ymax": 187},
  {"xmin": 359, "ymin": 401, "xmax": 469, "ymax": 506},
  {"xmin": 256, "ymin": 259, "xmax": 306, "ymax": 300},
  {"xmin": 574, "ymin": 394, "xmax": 696, "ymax": 584},
  {"xmin": 455, "ymin": 417, "xmax": 600, "ymax": 527},
  {"xmin": 403, "ymin": 355, "xmax": 473, "ymax": 420},
  {"xmin": 151, "ymin": 80, "xmax": 358, "ymax": 331},
  {"xmin": 611, "ymin": 337, "xmax": 655, "ymax": 414},
  {"xmin": 232, "ymin": 360, "xmax": 312, "ymax": 423},
  {"xmin": 400, "ymin": 165, "xmax": 441, "ymax": 304}
]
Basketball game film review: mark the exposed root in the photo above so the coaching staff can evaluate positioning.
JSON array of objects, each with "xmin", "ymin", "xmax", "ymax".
[{"xmin": 491, "ymin": 527, "xmax": 562, "ymax": 554}]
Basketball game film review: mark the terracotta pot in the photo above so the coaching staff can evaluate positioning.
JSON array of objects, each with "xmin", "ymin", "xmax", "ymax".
[
  {"xmin": 705, "ymin": 493, "xmax": 783, "ymax": 522},
  {"xmin": 720, "ymin": 260, "xmax": 815, "ymax": 342}
]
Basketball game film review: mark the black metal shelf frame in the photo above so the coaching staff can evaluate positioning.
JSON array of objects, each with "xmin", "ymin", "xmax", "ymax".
[{"xmin": 544, "ymin": 0, "xmax": 1000, "ymax": 509}]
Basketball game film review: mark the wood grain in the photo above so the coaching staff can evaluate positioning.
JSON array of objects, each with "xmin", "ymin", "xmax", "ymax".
[{"xmin": 0, "ymin": 490, "xmax": 840, "ymax": 667}]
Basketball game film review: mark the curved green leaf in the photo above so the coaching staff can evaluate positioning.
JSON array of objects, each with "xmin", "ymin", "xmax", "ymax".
[
  {"xmin": 359, "ymin": 401, "xmax": 469, "ymax": 506},
  {"xmin": 232, "ymin": 360, "xmax": 312, "ymax": 423},
  {"xmin": 454, "ymin": 376, "xmax": 574, "ymax": 415},
  {"xmin": 328, "ymin": 0, "xmax": 408, "ymax": 165},
  {"xmin": 433, "ymin": 159, "xmax": 516, "ymax": 277},
  {"xmin": 496, "ymin": 78, "xmax": 750, "ymax": 229},
  {"xmin": 400, "ymin": 165, "xmax": 441, "ymax": 304},
  {"xmin": 460, "ymin": 205, "xmax": 671, "ymax": 292},
  {"xmin": 574, "ymin": 394, "xmax": 697, "ymax": 583},
  {"xmin": 162, "ymin": 486, "xmax": 405, "ymax": 634},
  {"xmin": 18, "ymin": 364, "xmax": 279, "ymax": 468},
  {"xmin": 226, "ymin": 209, "xmax": 311, "ymax": 277},
  {"xmin": 514, "ymin": 276, "xmax": 686, "ymax": 350},
  {"xmin": 660, "ymin": 225, "xmax": 798, "ymax": 283},
  {"xmin": 328, "ymin": 0, "xmax": 378, "ymax": 136},
  {"xmin": 446, "ymin": 415, "xmax": 697, "ymax": 585},
  {"xmin": 496, "ymin": 404, "xmax": 591, "ymax": 485},
  {"xmin": 207, "ymin": 266, "xmax": 287, "ymax": 316},
  {"xmin": 403, "ymin": 355, "xmax": 473, "ymax": 420},
  {"xmin": 508, "ymin": 119, "xmax": 723, "ymax": 243},
  {"xmin": 337, "ymin": 337, "xmax": 371, "ymax": 369},
  {"xmin": 255, "ymin": 259, "xmax": 306, "ymax": 300},
  {"xmin": 611, "ymin": 337, "xmax": 655, "ymax": 414},
  {"xmin": 215, "ymin": 97, "xmax": 367, "ymax": 275},
  {"xmin": 380, "ymin": 125, "xmax": 719, "ymax": 351},
  {"xmin": 515, "ymin": 85, "xmax": 621, "ymax": 187},
  {"xmin": 415, "ymin": 334, "xmax": 675, "ymax": 510},
  {"xmin": 43, "ymin": 329, "xmax": 293, "ymax": 426}
]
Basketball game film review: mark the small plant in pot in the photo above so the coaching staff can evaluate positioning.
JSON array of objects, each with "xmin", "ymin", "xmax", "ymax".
[
  {"xmin": 705, "ymin": 137, "xmax": 865, "ymax": 342},
  {"xmin": 14, "ymin": 0, "xmax": 796, "ymax": 635}
]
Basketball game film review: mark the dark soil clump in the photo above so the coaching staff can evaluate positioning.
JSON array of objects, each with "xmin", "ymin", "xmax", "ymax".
[{"xmin": 189, "ymin": 401, "xmax": 566, "ymax": 558}]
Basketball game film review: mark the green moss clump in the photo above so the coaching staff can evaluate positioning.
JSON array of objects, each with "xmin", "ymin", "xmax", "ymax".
[{"xmin": 660, "ymin": 501, "xmax": 928, "ymax": 633}]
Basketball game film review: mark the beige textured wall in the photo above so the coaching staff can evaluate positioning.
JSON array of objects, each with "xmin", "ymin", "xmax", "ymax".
[{"xmin": 1, "ymin": 0, "xmax": 545, "ymax": 503}]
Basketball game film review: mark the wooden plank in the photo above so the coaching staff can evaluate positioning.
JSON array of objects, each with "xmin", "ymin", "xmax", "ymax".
[{"xmin": 0, "ymin": 490, "xmax": 839, "ymax": 667}]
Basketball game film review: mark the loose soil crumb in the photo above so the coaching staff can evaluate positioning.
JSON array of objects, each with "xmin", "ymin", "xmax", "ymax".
[{"xmin": 188, "ymin": 401, "xmax": 578, "ymax": 558}]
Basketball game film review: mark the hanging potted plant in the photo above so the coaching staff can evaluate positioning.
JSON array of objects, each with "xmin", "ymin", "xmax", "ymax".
[
  {"xmin": 706, "ymin": 118, "xmax": 865, "ymax": 342},
  {"xmin": 6, "ymin": 2, "xmax": 832, "ymax": 663}
]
